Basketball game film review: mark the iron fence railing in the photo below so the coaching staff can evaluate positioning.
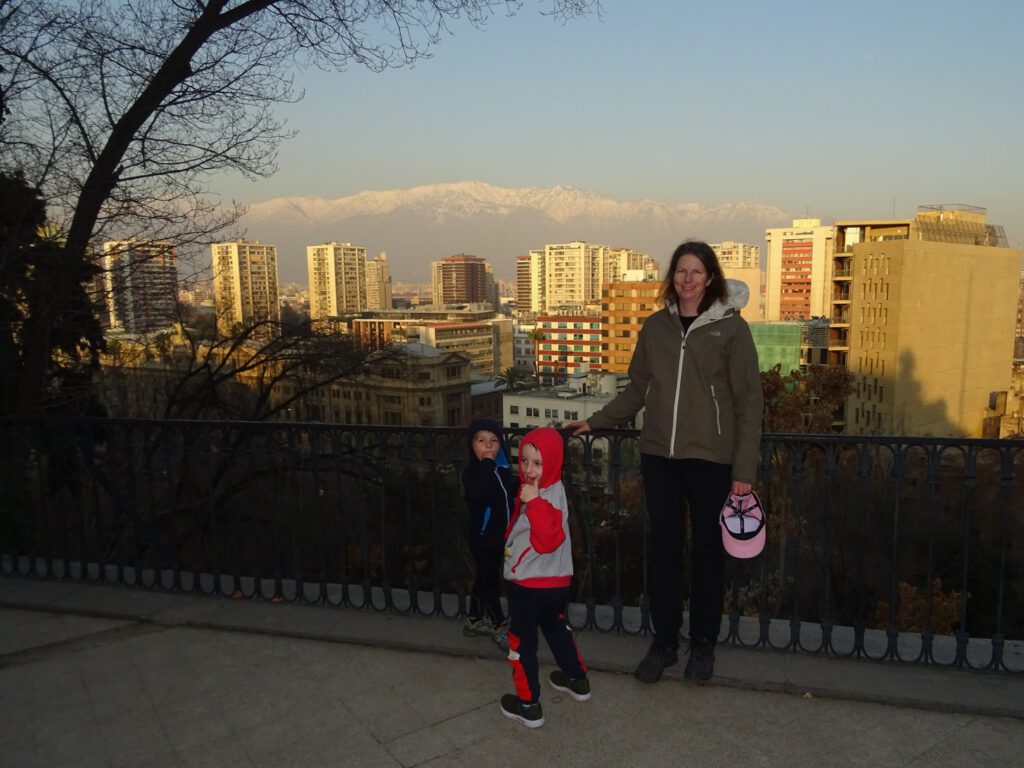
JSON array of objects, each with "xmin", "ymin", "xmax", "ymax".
[{"xmin": 1, "ymin": 418, "xmax": 1022, "ymax": 673}]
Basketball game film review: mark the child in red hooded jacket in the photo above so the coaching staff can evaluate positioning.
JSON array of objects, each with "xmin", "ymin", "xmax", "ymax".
[{"xmin": 499, "ymin": 427, "xmax": 590, "ymax": 728}]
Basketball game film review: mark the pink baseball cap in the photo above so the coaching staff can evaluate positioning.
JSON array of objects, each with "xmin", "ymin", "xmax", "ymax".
[{"xmin": 720, "ymin": 490, "xmax": 766, "ymax": 559}]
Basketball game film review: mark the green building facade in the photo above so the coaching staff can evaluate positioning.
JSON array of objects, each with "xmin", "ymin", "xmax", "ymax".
[{"xmin": 749, "ymin": 322, "xmax": 802, "ymax": 375}]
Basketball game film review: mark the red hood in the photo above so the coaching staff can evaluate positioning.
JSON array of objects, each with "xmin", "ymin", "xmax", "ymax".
[{"xmin": 519, "ymin": 427, "xmax": 564, "ymax": 489}]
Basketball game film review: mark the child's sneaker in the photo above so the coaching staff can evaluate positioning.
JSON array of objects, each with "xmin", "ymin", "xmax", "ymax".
[
  {"xmin": 500, "ymin": 694, "xmax": 544, "ymax": 728},
  {"xmin": 491, "ymin": 621, "xmax": 509, "ymax": 652},
  {"xmin": 462, "ymin": 616, "xmax": 493, "ymax": 637},
  {"xmin": 548, "ymin": 670, "xmax": 591, "ymax": 701}
]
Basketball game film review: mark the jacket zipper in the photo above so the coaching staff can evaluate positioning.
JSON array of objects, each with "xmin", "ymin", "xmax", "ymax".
[
  {"xmin": 710, "ymin": 384, "xmax": 722, "ymax": 435},
  {"xmin": 671, "ymin": 331, "xmax": 686, "ymax": 457}
]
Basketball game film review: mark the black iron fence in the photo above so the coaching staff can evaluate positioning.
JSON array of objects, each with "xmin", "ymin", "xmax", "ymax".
[{"xmin": 1, "ymin": 418, "xmax": 1022, "ymax": 673}]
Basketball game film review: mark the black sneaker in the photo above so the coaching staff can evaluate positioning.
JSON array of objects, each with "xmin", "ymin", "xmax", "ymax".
[
  {"xmin": 549, "ymin": 670, "xmax": 591, "ymax": 701},
  {"xmin": 634, "ymin": 640, "xmax": 679, "ymax": 684},
  {"xmin": 500, "ymin": 694, "xmax": 545, "ymax": 728},
  {"xmin": 683, "ymin": 639, "xmax": 715, "ymax": 681}
]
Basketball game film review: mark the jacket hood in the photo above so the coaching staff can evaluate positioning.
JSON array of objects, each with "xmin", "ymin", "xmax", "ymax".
[
  {"xmin": 519, "ymin": 427, "xmax": 564, "ymax": 489},
  {"xmin": 466, "ymin": 418, "xmax": 510, "ymax": 468},
  {"xmin": 669, "ymin": 277, "xmax": 750, "ymax": 320}
]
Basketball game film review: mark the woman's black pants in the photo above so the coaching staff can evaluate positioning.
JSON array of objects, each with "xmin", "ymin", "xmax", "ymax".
[{"xmin": 640, "ymin": 454, "xmax": 732, "ymax": 649}]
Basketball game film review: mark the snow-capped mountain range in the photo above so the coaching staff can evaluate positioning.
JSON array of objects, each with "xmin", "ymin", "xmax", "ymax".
[{"xmin": 238, "ymin": 181, "xmax": 793, "ymax": 284}]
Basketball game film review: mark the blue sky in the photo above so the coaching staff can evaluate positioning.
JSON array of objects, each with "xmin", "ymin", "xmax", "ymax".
[{"xmin": 218, "ymin": 0, "xmax": 1024, "ymax": 247}]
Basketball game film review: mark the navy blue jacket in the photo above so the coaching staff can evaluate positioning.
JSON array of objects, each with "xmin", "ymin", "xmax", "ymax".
[{"xmin": 461, "ymin": 419, "xmax": 518, "ymax": 549}]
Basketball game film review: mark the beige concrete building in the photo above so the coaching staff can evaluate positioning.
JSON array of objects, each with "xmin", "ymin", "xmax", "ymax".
[
  {"xmin": 211, "ymin": 240, "xmax": 280, "ymax": 338},
  {"xmin": 402, "ymin": 319, "xmax": 513, "ymax": 378},
  {"xmin": 842, "ymin": 206, "xmax": 1019, "ymax": 437},
  {"xmin": 764, "ymin": 219, "xmax": 836, "ymax": 321},
  {"xmin": 712, "ymin": 241, "xmax": 760, "ymax": 270},
  {"xmin": 366, "ymin": 251, "xmax": 393, "ymax": 311},
  {"xmin": 308, "ymin": 242, "xmax": 368, "ymax": 320},
  {"xmin": 727, "ymin": 266, "xmax": 765, "ymax": 321}
]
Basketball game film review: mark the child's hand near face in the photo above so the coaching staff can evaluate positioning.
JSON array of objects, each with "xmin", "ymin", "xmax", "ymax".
[
  {"xmin": 519, "ymin": 443, "xmax": 543, "ymax": 503},
  {"xmin": 520, "ymin": 480, "xmax": 539, "ymax": 503}
]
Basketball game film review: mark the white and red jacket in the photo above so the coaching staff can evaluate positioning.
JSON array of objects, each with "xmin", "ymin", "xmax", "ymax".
[{"xmin": 503, "ymin": 427, "xmax": 573, "ymax": 589}]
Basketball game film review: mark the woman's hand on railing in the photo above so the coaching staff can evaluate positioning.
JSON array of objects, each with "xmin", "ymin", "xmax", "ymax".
[{"xmin": 566, "ymin": 419, "xmax": 591, "ymax": 437}]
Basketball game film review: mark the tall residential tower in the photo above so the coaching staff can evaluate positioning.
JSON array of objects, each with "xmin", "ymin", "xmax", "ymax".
[
  {"xmin": 102, "ymin": 239, "xmax": 178, "ymax": 334},
  {"xmin": 212, "ymin": 240, "xmax": 280, "ymax": 337}
]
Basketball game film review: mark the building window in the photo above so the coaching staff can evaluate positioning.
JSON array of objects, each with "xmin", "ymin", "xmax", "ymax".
[
  {"xmin": 509, "ymin": 405, "xmax": 519, "ymax": 414},
  {"xmin": 446, "ymin": 365, "xmax": 460, "ymax": 378}
]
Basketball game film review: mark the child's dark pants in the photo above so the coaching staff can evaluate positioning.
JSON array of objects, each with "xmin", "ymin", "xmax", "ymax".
[{"xmin": 505, "ymin": 582, "xmax": 587, "ymax": 703}]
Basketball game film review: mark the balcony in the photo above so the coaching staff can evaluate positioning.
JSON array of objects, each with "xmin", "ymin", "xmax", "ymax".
[{"xmin": 2, "ymin": 418, "xmax": 1021, "ymax": 676}]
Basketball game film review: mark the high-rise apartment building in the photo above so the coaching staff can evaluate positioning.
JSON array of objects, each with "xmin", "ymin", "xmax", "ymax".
[
  {"xmin": 366, "ymin": 251, "xmax": 393, "ymax": 311},
  {"xmin": 211, "ymin": 239, "xmax": 280, "ymax": 337},
  {"xmin": 515, "ymin": 253, "xmax": 544, "ymax": 315},
  {"xmin": 431, "ymin": 254, "xmax": 491, "ymax": 306},
  {"xmin": 102, "ymin": 239, "xmax": 178, "ymax": 334},
  {"xmin": 764, "ymin": 219, "xmax": 836, "ymax": 321},
  {"xmin": 307, "ymin": 242, "xmax": 368, "ymax": 320},
  {"xmin": 521, "ymin": 242, "xmax": 652, "ymax": 313},
  {"xmin": 838, "ymin": 206, "xmax": 1019, "ymax": 437},
  {"xmin": 538, "ymin": 241, "xmax": 606, "ymax": 310}
]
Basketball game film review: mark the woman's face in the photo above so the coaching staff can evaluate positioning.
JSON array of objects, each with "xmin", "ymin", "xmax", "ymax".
[{"xmin": 673, "ymin": 253, "xmax": 712, "ymax": 309}]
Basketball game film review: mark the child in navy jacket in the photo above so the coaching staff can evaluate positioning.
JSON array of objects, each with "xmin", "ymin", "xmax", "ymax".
[{"xmin": 461, "ymin": 419, "xmax": 517, "ymax": 649}]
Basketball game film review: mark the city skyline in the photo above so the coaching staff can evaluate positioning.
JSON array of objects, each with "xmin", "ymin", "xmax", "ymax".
[{"xmin": 210, "ymin": 1, "xmax": 1024, "ymax": 254}]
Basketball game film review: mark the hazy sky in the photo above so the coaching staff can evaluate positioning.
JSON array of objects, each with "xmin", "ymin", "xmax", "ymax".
[{"xmin": 217, "ymin": 0, "xmax": 1024, "ymax": 248}]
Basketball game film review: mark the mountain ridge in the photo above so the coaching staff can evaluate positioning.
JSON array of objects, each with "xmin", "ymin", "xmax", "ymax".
[{"xmin": 237, "ymin": 181, "xmax": 793, "ymax": 284}]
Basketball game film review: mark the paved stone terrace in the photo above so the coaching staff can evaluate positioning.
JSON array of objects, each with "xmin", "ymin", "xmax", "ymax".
[{"xmin": 1, "ymin": 575, "xmax": 1022, "ymax": 767}]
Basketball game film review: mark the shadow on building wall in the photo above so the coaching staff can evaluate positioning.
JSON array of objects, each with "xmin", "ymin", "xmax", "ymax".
[{"xmin": 891, "ymin": 349, "xmax": 960, "ymax": 438}]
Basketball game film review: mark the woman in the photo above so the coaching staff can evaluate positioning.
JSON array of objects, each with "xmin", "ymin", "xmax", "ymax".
[{"xmin": 568, "ymin": 240, "xmax": 763, "ymax": 683}]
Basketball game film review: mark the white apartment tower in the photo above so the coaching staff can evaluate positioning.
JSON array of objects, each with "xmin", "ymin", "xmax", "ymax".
[
  {"xmin": 366, "ymin": 251, "xmax": 393, "ymax": 311},
  {"xmin": 308, "ymin": 242, "xmax": 368, "ymax": 320},
  {"xmin": 764, "ymin": 219, "xmax": 836, "ymax": 321},
  {"xmin": 212, "ymin": 239, "xmax": 280, "ymax": 337},
  {"xmin": 102, "ymin": 239, "xmax": 178, "ymax": 334},
  {"xmin": 516, "ymin": 254, "xmax": 544, "ymax": 316},
  {"xmin": 539, "ymin": 241, "xmax": 606, "ymax": 310}
]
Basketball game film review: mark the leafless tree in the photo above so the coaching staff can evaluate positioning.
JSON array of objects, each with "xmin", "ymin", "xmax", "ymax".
[
  {"xmin": 97, "ymin": 306, "xmax": 408, "ymax": 422},
  {"xmin": 0, "ymin": 0, "xmax": 599, "ymax": 416}
]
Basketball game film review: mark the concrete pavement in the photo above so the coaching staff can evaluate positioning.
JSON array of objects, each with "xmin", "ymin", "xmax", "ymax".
[{"xmin": 1, "ymin": 575, "xmax": 1022, "ymax": 767}]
